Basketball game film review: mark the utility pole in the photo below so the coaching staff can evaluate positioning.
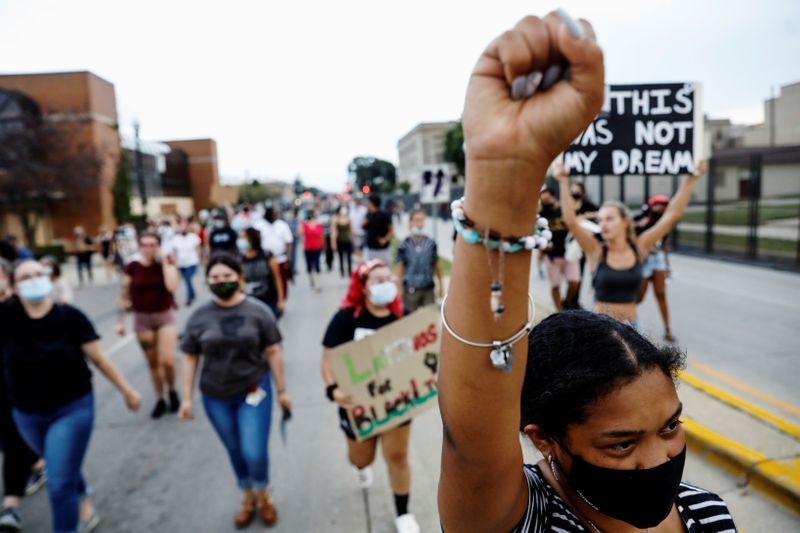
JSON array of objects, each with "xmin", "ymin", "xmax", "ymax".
[{"xmin": 134, "ymin": 121, "xmax": 147, "ymax": 209}]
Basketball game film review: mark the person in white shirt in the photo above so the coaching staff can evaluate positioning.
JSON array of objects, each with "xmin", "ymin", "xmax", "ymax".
[
  {"xmin": 255, "ymin": 206, "xmax": 294, "ymax": 300},
  {"xmin": 349, "ymin": 200, "xmax": 368, "ymax": 254},
  {"xmin": 170, "ymin": 219, "xmax": 202, "ymax": 306}
]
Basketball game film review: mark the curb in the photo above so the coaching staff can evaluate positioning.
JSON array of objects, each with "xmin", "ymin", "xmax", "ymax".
[
  {"xmin": 683, "ymin": 417, "xmax": 800, "ymax": 513},
  {"xmin": 680, "ymin": 371, "xmax": 800, "ymax": 441}
]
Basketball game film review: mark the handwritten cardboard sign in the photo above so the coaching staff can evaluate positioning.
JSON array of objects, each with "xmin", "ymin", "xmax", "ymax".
[
  {"xmin": 564, "ymin": 82, "xmax": 703, "ymax": 176},
  {"xmin": 326, "ymin": 305, "xmax": 441, "ymax": 441}
]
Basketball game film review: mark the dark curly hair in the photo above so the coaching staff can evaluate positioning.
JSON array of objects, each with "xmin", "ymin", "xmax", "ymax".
[{"xmin": 520, "ymin": 310, "xmax": 685, "ymax": 439}]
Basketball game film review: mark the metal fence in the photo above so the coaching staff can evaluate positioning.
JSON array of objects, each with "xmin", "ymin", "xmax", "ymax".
[{"xmin": 386, "ymin": 147, "xmax": 800, "ymax": 271}]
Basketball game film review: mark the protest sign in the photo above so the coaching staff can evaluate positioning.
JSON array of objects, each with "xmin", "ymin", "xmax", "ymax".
[
  {"xmin": 419, "ymin": 164, "xmax": 452, "ymax": 204},
  {"xmin": 325, "ymin": 305, "xmax": 441, "ymax": 442},
  {"xmin": 564, "ymin": 82, "xmax": 703, "ymax": 176}
]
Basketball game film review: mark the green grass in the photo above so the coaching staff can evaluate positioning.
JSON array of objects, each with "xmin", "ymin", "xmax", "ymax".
[
  {"xmin": 438, "ymin": 257, "xmax": 452, "ymax": 278},
  {"xmin": 677, "ymin": 230, "xmax": 797, "ymax": 256},
  {"xmin": 681, "ymin": 205, "xmax": 799, "ymax": 226}
]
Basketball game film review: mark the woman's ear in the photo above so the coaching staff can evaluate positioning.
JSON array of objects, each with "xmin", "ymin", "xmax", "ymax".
[{"xmin": 523, "ymin": 424, "xmax": 556, "ymax": 458}]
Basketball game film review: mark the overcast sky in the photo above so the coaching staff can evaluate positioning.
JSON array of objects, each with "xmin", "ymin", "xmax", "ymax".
[{"xmin": 2, "ymin": 0, "xmax": 798, "ymax": 190}]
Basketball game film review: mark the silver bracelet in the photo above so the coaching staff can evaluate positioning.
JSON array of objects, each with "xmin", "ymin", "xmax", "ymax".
[{"xmin": 440, "ymin": 293, "xmax": 535, "ymax": 373}]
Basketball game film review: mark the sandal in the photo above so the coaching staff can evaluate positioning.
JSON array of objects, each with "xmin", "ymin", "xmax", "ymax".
[
  {"xmin": 234, "ymin": 494, "xmax": 256, "ymax": 529},
  {"xmin": 257, "ymin": 491, "xmax": 278, "ymax": 527}
]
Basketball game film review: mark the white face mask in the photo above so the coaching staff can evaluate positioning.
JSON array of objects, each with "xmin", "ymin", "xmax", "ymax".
[
  {"xmin": 339, "ymin": 208, "xmax": 348, "ymax": 216},
  {"xmin": 368, "ymin": 281, "xmax": 397, "ymax": 306},
  {"xmin": 410, "ymin": 226, "xmax": 425, "ymax": 236}
]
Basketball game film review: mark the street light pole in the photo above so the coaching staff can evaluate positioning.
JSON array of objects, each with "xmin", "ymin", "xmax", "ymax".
[{"xmin": 133, "ymin": 121, "xmax": 147, "ymax": 210}]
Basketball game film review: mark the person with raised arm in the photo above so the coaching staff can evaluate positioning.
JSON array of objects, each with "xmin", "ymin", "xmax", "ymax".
[
  {"xmin": 556, "ymin": 159, "xmax": 706, "ymax": 329},
  {"xmin": 438, "ymin": 10, "xmax": 735, "ymax": 533}
]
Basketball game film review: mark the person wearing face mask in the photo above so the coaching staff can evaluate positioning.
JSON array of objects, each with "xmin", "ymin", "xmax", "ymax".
[
  {"xmin": 330, "ymin": 204, "xmax": 354, "ymax": 278},
  {"xmin": 438, "ymin": 12, "xmax": 734, "ymax": 532},
  {"xmin": 178, "ymin": 253, "xmax": 291, "ymax": 529},
  {"xmin": 395, "ymin": 209, "xmax": 443, "ymax": 311},
  {"xmin": 556, "ymin": 161, "xmax": 705, "ymax": 329},
  {"xmin": 72, "ymin": 226, "xmax": 95, "ymax": 287},
  {"xmin": 1, "ymin": 260, "xmax": 141, "ymax": 533},
  {"xmin": 0, "ymin": 258, "xmax": 43, "ymax": 533},
  {"xmin": 320, "ymin": 260, "xmax": 419, "ymax": 533},
  {"xmin": 254, "ymin": 206, "xmax": 295, "ymax": 300},
  {"xmin": 117, "ymin": 233, "xmax": 181, "ymax": 419},
  {"xmin": 635, "ymin": 196, "xmax": 676, "ymax": 342},
  {"xmin": 169, "ymin": 220, "xmax": 202, "ymax": 306},
  {"xmin": 41, "ymin": 256, "xmax": 73, "ymax": 304},
  {"xmin": 209, "ymin": 210, "xmax": 239, "ymax": 255},
  {"xmin": 238, "ymin": 227, "xmax": 285, "ymax": 319}
]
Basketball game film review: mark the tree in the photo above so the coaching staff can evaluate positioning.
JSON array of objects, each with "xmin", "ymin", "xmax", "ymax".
[
  {"xmin": 348, "ymin": 156, "xmax": 396, "ymax": 191},
  {"xmin": 113, "ymin": 149, "xmax": 132, "ymax": 223},
  {"xmin": 238, "ymin": 180, "xmax": 287, "ymax": 204},
  {"xmin": 443, "ymin": 122, "xmax": 465, "ymax": 178},
  {"xmin": 398, "ymin": 181, "xmax": 412, "ymax": 194},
  {"xmin": 0, "ymin": 101, "xmax": 103, "ymax": 246}
]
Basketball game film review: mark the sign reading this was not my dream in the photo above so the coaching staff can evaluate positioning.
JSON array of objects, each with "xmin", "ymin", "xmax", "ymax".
[
  {"xmin": 326, "ymin": 305, "xmax": 441, "ymax": 442},
  {"xmin": 564, "ymin": 82, "xmax": 702, "ymax": 176}
]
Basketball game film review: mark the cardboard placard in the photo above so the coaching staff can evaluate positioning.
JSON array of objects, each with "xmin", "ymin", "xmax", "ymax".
[
  {"xmin": 326, "ymin": 305, "xmax": 441, "ymax": 441},
  {"xmin": 564, "ymin": 82, "xmax": 703, "ymax": 176}
]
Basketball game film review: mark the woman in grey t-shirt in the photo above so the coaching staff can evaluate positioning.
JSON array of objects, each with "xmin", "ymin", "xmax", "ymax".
[{"xmin": 178, "ymin": 253, "xmax": 291, "ymax": 529}]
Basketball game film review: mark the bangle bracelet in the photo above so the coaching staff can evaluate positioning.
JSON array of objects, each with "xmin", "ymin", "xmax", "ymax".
[
  {"xmin": 441, "ymin": 293, "xmax": 535, "ymax": 373},
  {"xmin": 325, "ymin": 383, "xmax": 339, "ymax": 402}
]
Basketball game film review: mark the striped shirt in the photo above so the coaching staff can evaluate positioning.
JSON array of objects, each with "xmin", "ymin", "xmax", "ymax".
[{"xmin": 512, "ymin": 464, "xmax": 737, "ymax": 533}]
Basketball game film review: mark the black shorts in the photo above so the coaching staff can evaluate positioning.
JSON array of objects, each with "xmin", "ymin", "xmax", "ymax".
[{"xmin": 338, "ymin": 407, "xmax": 411, "ymax": 441}]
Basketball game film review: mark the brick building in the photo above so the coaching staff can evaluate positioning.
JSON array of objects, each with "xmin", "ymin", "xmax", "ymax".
[
  {"xmin": 0, "ymin": 71, "xmax": 120, "ymax": 243},
  {"xmin": 0, "ymin": 71, "xmax": 224, "ymax": 247}
]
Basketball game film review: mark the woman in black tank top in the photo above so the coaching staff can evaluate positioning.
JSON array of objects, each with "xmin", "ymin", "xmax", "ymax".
[
  {"xmin": 554, "ymin": 162, "xmax": 705, "ymax": 326},
  {"xmin": 437, "ymin": 13, "xmax": 735, "ymax": 533}
]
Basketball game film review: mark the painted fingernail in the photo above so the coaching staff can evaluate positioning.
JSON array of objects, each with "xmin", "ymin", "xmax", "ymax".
[
  {"xmin": 511, "ymin": 75, "xmax": 527, "ymax": 100},
  {"xmin": 561, "ymin": 65, "xmax": 571, "ymax": 81},
  {"xmin": 524, "ymin": 71, "xmax": 543, "ymax": 98},
  {"xmin": 556, "ymin": 7, "xmax": 585, "ymax": 40},
  {"xmin": 540, "ymin": 64, "xmax": 563, "ymax": 91}
]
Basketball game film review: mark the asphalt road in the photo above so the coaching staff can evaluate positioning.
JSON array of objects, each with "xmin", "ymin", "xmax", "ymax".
[{"xmin": 4, "ymin": 256, "xmax": 799, "ymax": 532}]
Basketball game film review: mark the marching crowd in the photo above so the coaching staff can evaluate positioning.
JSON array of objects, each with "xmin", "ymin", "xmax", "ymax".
[{"xmin": 0, "ymin": 8, "xmax": 739, "ymax": 533}]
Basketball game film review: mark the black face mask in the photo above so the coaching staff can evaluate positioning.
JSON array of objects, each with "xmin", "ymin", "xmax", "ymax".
[
  {"xmin": 555, "ymin": 444, "xmax": 686, "ymax": 529},
  {"xmin": 210, "ymin": 281, "xmax": 239, "ymax": 300},
  {"xmin": 571, "ymin": 192, "xmax": 584, "ymax": 200}
]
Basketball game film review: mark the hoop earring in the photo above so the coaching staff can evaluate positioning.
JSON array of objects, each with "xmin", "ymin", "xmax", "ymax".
[{"xmin": 548, "ymin": 454, "xmax": 560, "ymax": 482}]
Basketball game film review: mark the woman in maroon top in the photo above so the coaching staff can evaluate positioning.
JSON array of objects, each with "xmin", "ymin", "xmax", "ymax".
[
  {"xmin": 116, "ymin": 232, "xmax": 181, "ymax": 419},
  {"xmin": 301, "ymin": 210, "xmax": 324, "ymax": 292}
]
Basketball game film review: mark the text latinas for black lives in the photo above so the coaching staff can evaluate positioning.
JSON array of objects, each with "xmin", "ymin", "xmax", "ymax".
[{"xmin": 564, "ymin": 83, "xmax": 697, "ymax": 176}]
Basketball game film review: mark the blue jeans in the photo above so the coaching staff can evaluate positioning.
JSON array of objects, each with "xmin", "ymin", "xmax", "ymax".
[
  {"xmin": 13, "ymin": 393, "xmax": 94, "ymax": 533},
  {"xmin": 180, "ymin": 264, "xmax": 197, "ymax": 302},
  {"xmin": 202, "ymin": 373, "xmax": 273, "ymax": 490}
]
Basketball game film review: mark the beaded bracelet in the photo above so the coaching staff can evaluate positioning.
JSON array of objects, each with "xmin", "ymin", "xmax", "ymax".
[
  {"xmin": 450, "ymin": 198, "xmax": 553, "ymax": 253},
  {"xmin": 450, "ymin": 197, "xmax": 552, "ymax": 321}
]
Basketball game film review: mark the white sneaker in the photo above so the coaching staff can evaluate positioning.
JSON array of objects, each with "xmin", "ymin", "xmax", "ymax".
[
  {"xmin": 355, "ymin": 466, "xmax": 373, "ymax": 488},
  {"xmin": 394, "ymin": 513, "xmax": 420, "ymax": 533}
]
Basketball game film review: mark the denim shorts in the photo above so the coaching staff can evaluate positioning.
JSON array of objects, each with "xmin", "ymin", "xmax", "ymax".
[{"xmin": 642, "ymin": 251, "xmax": 667, "ymax": 278}]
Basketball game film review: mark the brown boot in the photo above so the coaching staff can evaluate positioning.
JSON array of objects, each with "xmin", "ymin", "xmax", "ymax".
[
  {"xmin": 234, "ymin": 492, "xmax": 256, "ymax": 529},
  {"xmin": 257, "ymin": 491, "xmax": 278, "ymax": 526}
]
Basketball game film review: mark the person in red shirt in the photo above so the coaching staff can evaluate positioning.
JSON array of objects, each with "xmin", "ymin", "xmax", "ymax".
[
  {"xmin": 301, "ymin": 210, "xmax": 324, "ymax": 292},
  {"xmin": 116, "ymin": 232, "xmax": 181, "ymax": 419}
]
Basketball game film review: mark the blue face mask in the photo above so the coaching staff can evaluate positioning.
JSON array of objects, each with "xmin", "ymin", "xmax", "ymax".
[
  {"xmin": 236, "ymin": 238, "xmax": 251, "ymax": 253},
  {"xmin": 18, "ymin": 276, "xmax": 53, "ymax": 303},
  {"xmin": 410, "ymin": 226, "xmax": 425, "ymax": 236},
  {"xmin": 368, "ymin": 281, "xmax": 397, "ymax": 306}
]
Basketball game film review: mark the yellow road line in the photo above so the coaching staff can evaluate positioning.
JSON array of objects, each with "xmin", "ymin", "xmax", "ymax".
[
  {"xmin": 689, "ymin": 361, "xmax": 800, "ymax": 419},
  {"xmin": 682, "ymin": 418, "xmax": 800, "ymax": 512},
  {"xmin": 679, "ymin": 371, "xmax": 800, "ymax": 441}
]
